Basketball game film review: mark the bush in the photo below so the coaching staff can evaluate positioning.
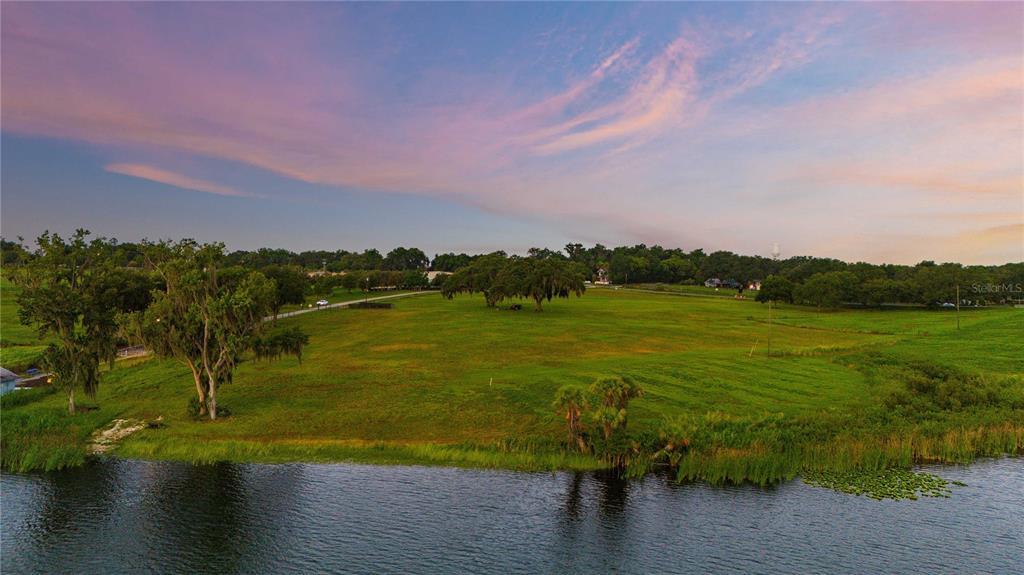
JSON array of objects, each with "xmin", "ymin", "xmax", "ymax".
[
  {"xmin": 885, "ymin": 361, "xmax": 1023, "ymax": 412},
  {"xmin": 756, "ymin": 275, "xmax": 794, "ymax": 303}
]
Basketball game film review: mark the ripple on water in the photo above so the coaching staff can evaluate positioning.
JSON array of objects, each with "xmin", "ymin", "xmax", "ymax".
[{"xmin": 2, "ymin": 458, "xmax": 1022, "ymax": 574}]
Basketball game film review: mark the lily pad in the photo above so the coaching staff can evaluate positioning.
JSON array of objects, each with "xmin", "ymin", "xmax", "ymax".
[{"xmin": 802, "ymin": 469, "xmax": 962, "ymax": 501}]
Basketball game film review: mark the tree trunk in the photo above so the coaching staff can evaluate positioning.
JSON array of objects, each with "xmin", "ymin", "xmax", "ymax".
[
  {"xmin": 207, "ymin": 377, "xmax": 217, "ymax": 420},
  {"xmin": 533, "ymin": 297, "xmax": 543, "ymax": 312},
  {"xmin": 576, "ymin": 436, "xmax": 590, "ymax": 454},
  {"xmin": 67, "ymin": 388, "xmax": 76, "ymax": 416},
  {"xmin": 568, "ymin": 411, "xmax": 589, "ymax": 454},
  {"xmin": 188, "ymin": 363, "xmax": 207, "ymax": 415}
]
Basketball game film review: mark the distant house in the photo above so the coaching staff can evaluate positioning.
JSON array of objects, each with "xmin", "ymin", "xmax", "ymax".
[
  {"xmin": 700, "ymin": 276, "xmax": 741, "ymax": 288},
  {"xmin": 1, "ymin": 367, "xmax": 20, "ymax": 395},
  {"xmin": 1, "ymin": 367, "xmax": 51, "ymax": 394},
  {"xmin": 594, "ymin": 267, "xmax": 610, "ymax": 285},
  {"xmin": 748, "ymin": 280, "xmax": 762, "ymax": 291},
  {"xmin": 426, "ymin": 271, "xmax": 449, "ymax": 283}
]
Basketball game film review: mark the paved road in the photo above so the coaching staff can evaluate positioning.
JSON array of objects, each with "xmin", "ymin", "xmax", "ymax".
[{"xmin": 269, "ymin": 290, "xmax": 435, "ymax": 321}]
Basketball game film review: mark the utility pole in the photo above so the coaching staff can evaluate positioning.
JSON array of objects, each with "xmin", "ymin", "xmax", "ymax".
[{"xmin": 956, "ymin": 284, "xmax": 960, "ymax": 330}]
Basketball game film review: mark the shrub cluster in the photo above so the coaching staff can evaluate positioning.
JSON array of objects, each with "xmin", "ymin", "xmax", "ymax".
[
  {"xmin": 885, "ymin": 361, "xmax": 1024, "ymax": 412},
  {"xmin": 553, "ymin": 376, "xmax": 644, "ymax": 465}
]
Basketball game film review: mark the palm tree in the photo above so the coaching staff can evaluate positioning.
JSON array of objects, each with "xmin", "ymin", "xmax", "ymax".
[
  {"xmin": 590, "ymin": 406, "xmax": 626, "ymax": 440},
  {"xmin": 652, "ymin": 418, "xmax": 694, "ymax": 467},
  {"xmin": 589, "ymin": 376, "xmax": 644, "ymax": 431},
  {"xmin": 552, "ymin": 386, "xmax": 590, "ymax": 453}
]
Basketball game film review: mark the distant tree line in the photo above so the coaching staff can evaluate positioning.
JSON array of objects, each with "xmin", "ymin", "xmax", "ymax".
[
  {"xmin": 4, "ymin": 237, "xmax": 1020, "ymax": 308},
  {"xmin": 556, "ymin": 243, "xmax": 1022, "ymax": 307},
  {"xmin": 223, "ymin": 246, "xmax": 430, "ymax": 272},
  {"xmin": 309, "ymin": 269, "xmax": 432, "ymax": 299}
]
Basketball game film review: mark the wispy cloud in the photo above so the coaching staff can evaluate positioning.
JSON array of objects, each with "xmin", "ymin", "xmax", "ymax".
[
  {"xmin": 105, "ymin": 164, "xmax": 257, "ymax": 198},
  {"xmin": 527, "ymin": 37, "xmax": 701, "ymax": 155}
]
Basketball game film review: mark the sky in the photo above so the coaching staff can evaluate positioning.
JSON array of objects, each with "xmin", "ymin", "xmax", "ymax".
[{"xmin": 2, "ymin": 2, "xmax": 1022, "ymax": 264}]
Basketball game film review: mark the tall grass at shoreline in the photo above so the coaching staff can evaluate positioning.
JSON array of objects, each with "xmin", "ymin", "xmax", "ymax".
[
  {"xmin": 1, "ymin": 387, "xmax": 111, "ymax": 472},
  {"xmin": 672, "ymin": 423, "xmax": 1024, "ymax": 486},
  {"xmin": 116, "ymin": 436, "xmax": 605, "ymax": 472}
]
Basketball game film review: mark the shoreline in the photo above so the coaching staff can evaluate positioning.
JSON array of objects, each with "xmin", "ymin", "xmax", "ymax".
[
  {"xmin": 77, "ymin": 420, "xmax": 1024, "ymax": 484},
  {"xmin": 11, "ymin": 440, "xmax": 1020, "ymax": 502}
]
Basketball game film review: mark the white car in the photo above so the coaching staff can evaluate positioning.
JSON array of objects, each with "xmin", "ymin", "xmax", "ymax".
[{"xmin": 315, "ymin": 299, "xmax": 329, "ymax": 307}]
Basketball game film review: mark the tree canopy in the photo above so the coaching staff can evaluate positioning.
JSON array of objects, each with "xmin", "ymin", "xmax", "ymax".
[
  {"xmin": 262, "ymin": 265, "xmax": 309, "ymax": 319},
  {"xmin": 383, "ymin": 247, "xmax": 429, "ymax": 271},
  {"xmin": 139, "ymin": 240, "xmax": 304, "ymax": 420},
  {"xmin": 11, "ymin": 230, "xmax": 151, "ymax": 414},
  {"xmin": 442, "ymin": 254, "xmax": 587, "ymax": 310}
]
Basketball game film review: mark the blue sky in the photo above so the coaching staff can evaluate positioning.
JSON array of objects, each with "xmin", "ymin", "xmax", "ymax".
[{"xmin": 2, "ymin": 3, "xmax": 1021, "ymax": 263}]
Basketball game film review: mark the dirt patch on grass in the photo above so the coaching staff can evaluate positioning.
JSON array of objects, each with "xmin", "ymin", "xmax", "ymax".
[{"xmin": 89, "ymin": 418, "xmax": 149, "ymax": 454}]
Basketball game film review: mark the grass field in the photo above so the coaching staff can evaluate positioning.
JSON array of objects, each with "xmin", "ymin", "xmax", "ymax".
[
  {"xmin": 0, "ymin": 278, "xmax": 48, "ymax": 371},
  {"xmin": 3, "ymin": 285, "xmax": 1022, "ymax": 481},
  {"xmin": 628, "ymin": 282, "xmax": 755, "ymax": 299}
]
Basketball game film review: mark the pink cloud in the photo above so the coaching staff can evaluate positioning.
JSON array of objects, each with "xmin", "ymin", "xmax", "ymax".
[
  {"xmin": 528, "ymin": 37, "xmax": 701, "ymax": 155},
  {"xmin": 105, "ymin": 164, "xmax": 257, "ymax": 198},
  {"xmin": 1, "ymin": 4, "xmax": 832, "ymax": 201}
]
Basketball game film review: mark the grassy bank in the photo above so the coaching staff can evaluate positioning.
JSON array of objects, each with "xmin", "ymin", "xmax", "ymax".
[{"xmin": 2, "ymin": 287, "xmax": 1021, "ymax": 481}]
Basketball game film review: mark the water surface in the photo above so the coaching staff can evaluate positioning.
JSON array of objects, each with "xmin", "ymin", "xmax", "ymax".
[{"xmin": 2, "ymin": 458, "xmax": 1021, "ymax": 574}]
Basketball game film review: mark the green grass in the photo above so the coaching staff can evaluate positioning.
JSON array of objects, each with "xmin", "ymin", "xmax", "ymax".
[
  {"xmin": 627, "ymin": 283, "xmax": 756, "ymax": 299},
  {"xmin": 3, "ymin": 286, "xmax": 1021, "ymax": 480},
  {"xmin": 0, "ymin": 277, "xmax": 48, "ymax": 370}
]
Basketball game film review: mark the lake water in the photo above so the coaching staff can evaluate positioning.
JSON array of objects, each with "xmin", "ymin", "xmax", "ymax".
[{"xmin": 2, "ymin": 458, "xmax": 1021, "ymax": 574}]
